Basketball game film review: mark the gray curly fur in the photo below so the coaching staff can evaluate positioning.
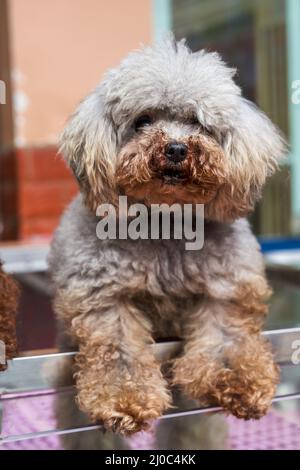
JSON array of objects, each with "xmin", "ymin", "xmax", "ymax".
[{"xmin": 49, "ymin": 37, "xmax": 286, "ymax": 449}]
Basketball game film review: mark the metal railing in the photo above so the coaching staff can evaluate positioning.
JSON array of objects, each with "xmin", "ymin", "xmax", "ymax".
[{"xmin": 0, "ymin": 327, "xmax": 300, "ymax": 444}]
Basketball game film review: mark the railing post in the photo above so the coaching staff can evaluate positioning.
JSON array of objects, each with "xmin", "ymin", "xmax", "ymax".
[
  {"xmin": 286, "ymin": 0, "xmax": 300, "ymax": 232},
  {"xmin": 153, "ymin": 0, "xmax": 172, "ymax": 41}
]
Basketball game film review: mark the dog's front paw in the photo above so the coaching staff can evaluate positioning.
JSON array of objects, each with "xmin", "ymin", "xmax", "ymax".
[
  {"xmin": 173, "ymin": 342, "xmax": 279, "ymax": 420},
  {"xmin": 101, "ymin": 397, "xmax": 163, "ymax": 435},
  {"xmin": 206, "ymin": 366, "xmax": 278, "ymax": 420},
  {"xmin": 77, "ymin": 379, "xmax": 171, "ymax": 436}
]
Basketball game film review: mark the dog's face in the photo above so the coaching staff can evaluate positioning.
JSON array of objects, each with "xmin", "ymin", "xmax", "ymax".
[
  {"xmin": 61, "ymin": 39, "xmax": 286, "ymax": 221},
  {"xmin": 115, "ymin": 111, "xmax": 226, "ymax": 207}
]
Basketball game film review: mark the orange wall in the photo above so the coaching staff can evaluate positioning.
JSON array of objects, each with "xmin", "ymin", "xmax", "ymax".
[{"xmin": 8, "ymin": 0, "xmax": 152, "ymax": 147}]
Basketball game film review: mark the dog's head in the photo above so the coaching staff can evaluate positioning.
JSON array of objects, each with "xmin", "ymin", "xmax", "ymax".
[{"xmin": 60, "ymin": 38, "xmax": 286, "ymax": 221}]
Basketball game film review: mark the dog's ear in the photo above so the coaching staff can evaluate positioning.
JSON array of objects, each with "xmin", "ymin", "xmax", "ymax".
[
  {"xmin": 60, "ymin": 88, "xmax": 117, "ymax": 210},
  {"xmin": 208, "ymin": 99, "xmax": 287, "ymax": 221},
  {"xmin": 207, "ymin": 99, "xmax": 287, "ymax": 221}
]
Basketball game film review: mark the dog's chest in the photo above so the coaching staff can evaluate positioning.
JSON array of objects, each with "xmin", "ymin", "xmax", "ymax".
[
  {"xmin": 131, "ymin": 289, "xmax": 200, "ymax": 338},
  {"xmin": 133, "ymin": 239, "xmax": 206, "ymax": 297},
  {"xmin": 127, "ymin": 240, "xmax": 204, "ymax": 336}
]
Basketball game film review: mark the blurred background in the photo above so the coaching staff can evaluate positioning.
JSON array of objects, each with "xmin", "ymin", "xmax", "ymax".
[
  {"xmin": 0, "ymin": 0, "xmax": 300, "ymax": 450},
  {"xmin": 1, "ymin": 0, "xmax": 300, "ymax": 242}
]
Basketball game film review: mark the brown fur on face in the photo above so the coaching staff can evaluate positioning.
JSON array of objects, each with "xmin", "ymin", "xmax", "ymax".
[
  {"xmin": 114, "ymin": 127, "xmax": 270, "ymax": 221},
  {"xmin": 0, "ymin": 262, "xmax": 19, "ymax": 371},
  {"xmin": 116, "ymin": 129, "xmax": 227, "ymax": 207}
]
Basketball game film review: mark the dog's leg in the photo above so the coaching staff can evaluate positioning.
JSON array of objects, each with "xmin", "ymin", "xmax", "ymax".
[
  {"xmin": 47, "ymin": 354, "xmax": 129, "ymax": 449},
  {"xmin": 172, "ymin": 291, "xmax": 279, "ymax": 420},
  {"xmin": 55, "ymin": 291, "xmax": 171, "ymax": 436}
]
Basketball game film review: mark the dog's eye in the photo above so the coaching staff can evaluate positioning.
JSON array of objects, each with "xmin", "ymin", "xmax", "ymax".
[
  {"xmin": 189, "ymin": 117, "xmax": 199, "ymax": 125},
  {"xmin": 134, "ymin": 115, "xmax": 152, "ymax": 131}
]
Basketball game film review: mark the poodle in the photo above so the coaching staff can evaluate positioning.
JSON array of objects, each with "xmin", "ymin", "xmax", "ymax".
[{"xmin": 49, "ymin": 38, "xmax": 286, "ymax": 445}]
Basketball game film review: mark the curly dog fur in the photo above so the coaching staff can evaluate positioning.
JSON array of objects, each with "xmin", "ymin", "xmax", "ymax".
[
  {"xmin": 49, "ymin": 38, "xmax": 286, "ymax": 440},
  {"xmin": 0, "ymin": 261, "xmax": 19, "ymax": 371}
]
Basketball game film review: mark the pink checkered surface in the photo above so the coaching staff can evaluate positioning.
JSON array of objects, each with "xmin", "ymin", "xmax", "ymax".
[{"xmin": 1, "ymin": 395, "xmax": 299, "ymax": 450}]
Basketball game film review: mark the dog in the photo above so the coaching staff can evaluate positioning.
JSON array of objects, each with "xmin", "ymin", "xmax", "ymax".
[
  {"xmin": 0, "ymin": 261, "xmax": 19, "ymax": 371},
  {"xmin": 49, "ymin": 38, "xmax": 286, "ymax": 447}
]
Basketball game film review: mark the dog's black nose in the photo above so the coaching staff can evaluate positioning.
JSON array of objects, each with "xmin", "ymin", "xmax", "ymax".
[{"xmin": 165, "ymin": 142, "xmax": 188, "ymax": 163}]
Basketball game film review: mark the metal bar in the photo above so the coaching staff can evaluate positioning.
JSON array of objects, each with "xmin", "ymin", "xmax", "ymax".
[
  {"xmin": 0, "ymin": 386, "xmax": 74, "ymax": 401},
  {"xmin": 1, "ymin": 392, "xmax": 300, "ymax": 445},
  {"xmin": 0, "ymin": 244, "xmax": 49, "ymax": 274},
  {"xmin": 1, "ymin": 329, "xmax": 299, "ymax": 396}
]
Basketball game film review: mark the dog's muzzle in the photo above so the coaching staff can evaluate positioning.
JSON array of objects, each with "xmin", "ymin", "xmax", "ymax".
[{"xmin": 157, "ymin": 141, "xmax": 188, "ymax": 184}]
